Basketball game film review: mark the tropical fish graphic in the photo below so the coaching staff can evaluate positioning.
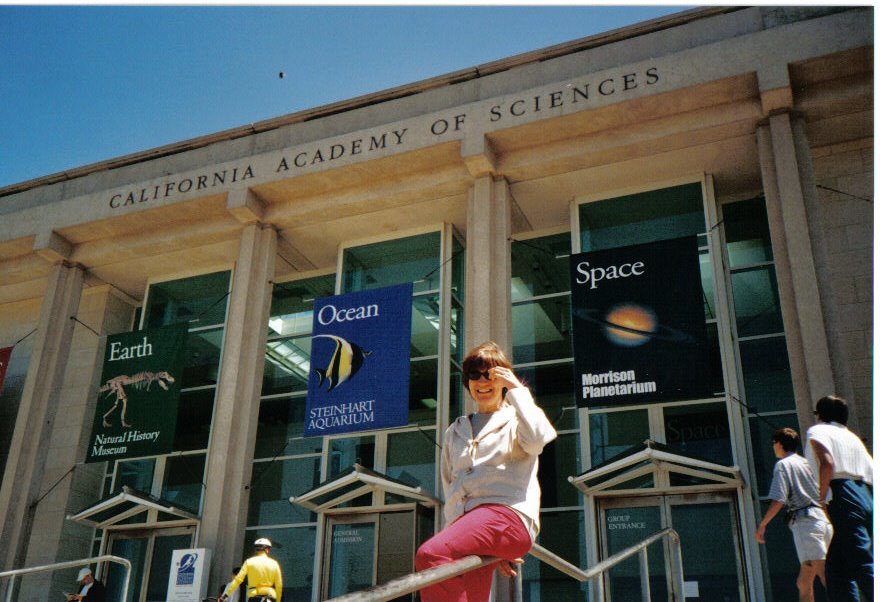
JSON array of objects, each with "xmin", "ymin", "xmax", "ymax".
[{"xmin": 313, "ymin": 334, "xmax": 372, "ymax": 392}]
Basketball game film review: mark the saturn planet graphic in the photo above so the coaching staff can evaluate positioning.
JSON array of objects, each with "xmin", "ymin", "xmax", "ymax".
[{"xmin": 603, "ymin": 303, "xmax": 657, "ymax": 347}]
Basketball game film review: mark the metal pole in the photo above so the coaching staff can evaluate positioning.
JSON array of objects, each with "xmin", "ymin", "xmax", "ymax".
[
  {"xmin": 639, "ymin": 548, "xmax": 651, "ymax": 602},
  {"xmin": 4, "ymin": 575, "xmax": 13, "ymax": 602},
  {"xmin": 668, "ymin": 532, "xmax": 686, "ymax": 600}
]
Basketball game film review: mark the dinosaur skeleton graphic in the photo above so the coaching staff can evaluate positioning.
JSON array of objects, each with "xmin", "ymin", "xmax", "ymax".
[{"xmin": 99, "ymin": 371, "xmax": 175, "ymax": 428}]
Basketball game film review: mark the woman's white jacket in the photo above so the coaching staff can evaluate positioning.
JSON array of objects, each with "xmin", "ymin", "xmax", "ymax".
[{"xmin": 440, "ymin": 387, "xmax": 557, "ymax": 534}]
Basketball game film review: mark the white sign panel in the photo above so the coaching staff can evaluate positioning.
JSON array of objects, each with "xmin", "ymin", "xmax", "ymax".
[{"xmin": 167, "ymin": 548, "xmax": 211, "ymax": 602}]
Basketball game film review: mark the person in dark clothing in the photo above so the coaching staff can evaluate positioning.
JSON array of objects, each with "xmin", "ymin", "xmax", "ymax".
[{"xmin": 66, "ymin": 567, "xmax": 106, "ymax": 602}]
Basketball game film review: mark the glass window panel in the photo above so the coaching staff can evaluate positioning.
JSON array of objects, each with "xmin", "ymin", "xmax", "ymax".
[
  {"xmin": 604, "ymin": 505, "xmax": 667, "ymax": 601},
  {"xmin": 589, "ymin": 410, "xmax": 649, "ymax": 467},
  {"xmin": 249, "ymin": 457, "xmax": 321, "ymax": 525},
  {"xmin": 328, "ymin": 521, "xmax": 376, "ymax": 597},
  {"xmin": 114, "ymin": 458, "xmax": 155, "ymax": 493},
  {"xmin": 739, "ymin": 336, "xmax": 796, "ymax": 414},
  {"xmin": 255, "ymin": 396, "xmax": 322, "ymax": 458},
  {"xmin": 107, "ymin": 537, "xmax": 148, "ymax": 602},
  {"xmin": 181, "ymin": 328, "xmax": 222, "ymax": 388},
  {"xmin": 663, "ymin": 402, "xmax": 733, "ymax": 466},
  {"xmin": 511, "ymin": 234, "xmax": 572, "ymax": 302},
  {"xmin": 245, "ymin": 526, "xmax": 317, "ymax": 602},
  {"xmin": 144, "ymin": 271, "xmax": 230, "ymax": 328},
  {"xmin": 579, "ymin": 183, "xmax": 705, "ymax": 252},
  {"xmin": 451, "ymin": 235, "xmax": 465, "ymax": 302},
  {"xmin": 723, "ymin": 197, "xmax": 773, "ymax": 268},
  {"xmin": 522, "ymin": 511, "xmax": 588, "ymax": 601},
  {"xmin": 749, "ymin": 412, "xmax": 801, "ymax": 494},
  {"xmin": 161, "ymin": 453, "xmax": 205, "ymax": 514},
  {"xmin": 705, "ymin": 323, "xmax": 725, "ymax": 397},
  {"xmin": 263, "ymin": 336, "xmax": 312, "ymax": 396},
  {"xmin": 411, "ymin": 295, "xmax": 440, "ymax": 357},
  {"xmin": 450, "ymin": 300, "xmax": 463, "ymax": 362},
  {"xmin": 449, "ymin": 368, "xmax": 463, "ymax": 423},
  {"xmin": 409, "ymin": 358, "xmax": 438, "ymax": 426},
  {"xmin": 342, "ymin": 232, "xmax": 441, "ymax": 294},
  {"xmin": 173, "ymin": 389, "xmax": 215, "ymax": 452},
  {"xmin": 329, "ymin": 436, "xmax": 375, "ymax": 478},
  {"xmin": 146, "ymin": 533, "xmax": 191, "ymax": 601},
  {"xmin": 537, "ymin": 433, "xmax": 579, "ymax": 508},
  {"xmin": 512, "ymin": 296, "xmax": 572, "ymax": 364},
  {"xmin": 731, "ymin": 266, "xmax": 784, "ymax": 337},
  {"xmin": 670, "ymin": 503, "xmax": 742, "ymax": 600},
  {"xmin": 514, "ymin": 363, "xmax": 577, "ymax": 431},
  {"xmin": 758, "ymin": 499, "xmax": 804, "ymax": 602},
  {"xmin": 269, "ymin": 275, "xmax": 336, "ymax": 336},
  {"xmin": 386, "ymin": 430, "xmax": 436, "ymax": 494},
  {"xmin": 699, "ymin": 250, "xmax": 716, "ymax": 321}
]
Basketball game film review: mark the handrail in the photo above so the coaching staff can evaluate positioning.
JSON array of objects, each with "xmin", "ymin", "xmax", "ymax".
[
  {"xmin": 0, "ymin": 554, "xmax": 132, "ymax": 602},
  {"xmin": 325, "ymin": 527, "xmax": 683, "ymax": 602}
]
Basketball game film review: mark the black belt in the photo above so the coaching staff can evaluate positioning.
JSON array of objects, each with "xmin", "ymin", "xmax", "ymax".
[{"xmin": 248, "ymin": 597, "xmax": 275, "ymax": 602}]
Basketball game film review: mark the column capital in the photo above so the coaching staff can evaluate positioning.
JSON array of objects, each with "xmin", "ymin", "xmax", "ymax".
[{"xmin": 227, "ymin": 188, "xmax": 267, "ymax": 224}]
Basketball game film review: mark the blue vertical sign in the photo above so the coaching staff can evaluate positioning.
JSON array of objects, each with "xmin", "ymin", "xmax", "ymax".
[{"xmin": 305, "ymin": 283, "xmax": 413, "ymax": 437}]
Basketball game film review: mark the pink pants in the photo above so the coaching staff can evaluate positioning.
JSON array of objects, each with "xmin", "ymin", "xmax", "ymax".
[{"xmin": 415, "ymin": 504, "xmax": 532, "ymax": 602}]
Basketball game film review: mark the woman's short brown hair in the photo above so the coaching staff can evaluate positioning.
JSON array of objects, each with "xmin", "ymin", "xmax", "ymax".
[{"xmin": 461, "ymin": 341, "xmax": 512, "ymax": 389}]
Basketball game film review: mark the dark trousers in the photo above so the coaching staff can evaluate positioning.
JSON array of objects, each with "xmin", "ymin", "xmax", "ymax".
[{"xmin": 826, "ymin": 479, "xmax": 873, "ymax": 601}]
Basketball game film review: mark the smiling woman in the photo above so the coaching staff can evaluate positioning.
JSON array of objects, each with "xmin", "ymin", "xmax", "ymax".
[{"xmin": 415, "ymin": 341, "xmax": 557, "ymax": 602}]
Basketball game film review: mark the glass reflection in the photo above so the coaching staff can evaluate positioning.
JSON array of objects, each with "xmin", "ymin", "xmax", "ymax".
[
  {"xmin": 579, "ymin": 183, "xmax": 705, "ymax": 253},
  {"xmin": 269, "ymin": 275, "xmax": 335, "ymax": 337},
  {"xmin": 161, "ymin": 454, "xmax": 205, "ymax": 513},
  {"xmin": 732, "ymin": 266, "xmax": 784, "ymax": 337},
  {"xmin": 739, "ymin": 336, "xmax": 796, "ymax": 413},
  {"xmin": 723, "ymin": 197, "xmax": 773, "ymax": 268},
  {"xmin": 249, "ymin": 457, "xmax": 321, "ymax": 525},
  {"xmin": 589, "ymin": 410, "xmax": 649, "ymax": 466},
  {"xmin": 255, "ymin": 396, "xmax": 322, "ymax": 457},
  {"xmin": 411, "ymin": 295, "xmax": 440, "ymax": 357},
  {"xmin": 515, "ymin": 364, "xmax": 576, "ymax": 431},
  {"xmin": 263, "ymin": 336, "xmax": 312, "ymax": 396},
  {"xmin": 342, "ymin": 232, "xmax": 441, "ymax": 294},
  {"xmin": 144, "ymin": 271, "xmax": 230, "ymax": 328},
  {"xmin": 386, "ymin": 430, "xmax": 436, "ymax": 494},
  {"xmin": 511, "ymin": 233, "xmax": 572, "ymax": 302},
  {"xmin": 663, "ymin": 402, "xmax": 732, "ymax": 465},
  {"xmin": 181, "ymin": 329, "xmax": 222, "ymax": 388},
  {"xmin": 538, "ymin": 433, "xmax": 579, "ymax": 508},
  {"xmin": 512, "ymin": 297, "xmax": 572, "ymax": 364}
]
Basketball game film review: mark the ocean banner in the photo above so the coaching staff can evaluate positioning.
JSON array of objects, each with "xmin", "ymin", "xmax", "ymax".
[
  {"xmin": 305, "ymin": 283, "xmax": 413, "ymax": 437},
  {"xmin": 569, "ymin": 236, "xmax": 709, "ymax": 408},
  {"xmin": 85, "ymin": 323, "xmax": 188, "ymax": 462}
]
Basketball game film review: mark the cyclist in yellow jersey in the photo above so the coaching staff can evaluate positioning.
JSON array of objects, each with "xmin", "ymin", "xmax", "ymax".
[{"xmin": 220, "ymin": 538, "xmax": 283, "ymax": 602}]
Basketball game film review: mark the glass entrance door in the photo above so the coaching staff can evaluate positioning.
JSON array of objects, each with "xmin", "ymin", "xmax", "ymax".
[
  {"xmin": 321, "ymin": 508, "xmax": 432, "ymax": 601},
  {"xmin": 599, "ymin": 493, "xmax": 746, "ymax": 602},
  {"xmin": 105, "ymin": 526, "xmax": 196, "ymax": 602}
]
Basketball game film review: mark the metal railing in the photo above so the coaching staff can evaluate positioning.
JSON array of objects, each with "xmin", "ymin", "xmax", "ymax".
[
  {"xmin": 326, "ymin": 527, "xmax": 683, "ymax": 602},
  {"xmin": 0, "ymin": 555, "xmax": 132, "ymax": 602}
]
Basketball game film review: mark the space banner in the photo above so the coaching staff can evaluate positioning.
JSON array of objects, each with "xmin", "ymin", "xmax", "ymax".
[
  {"xmin": 85, "ymin": 323, "xmax": 188, "ymax": 463},
  {"xmin": 305, "ymin": 283, "xmax": 413, "ymax": 437},
  {"xmin": 569, "ymin": 236, "xmax": 708, "ymax": 408}
]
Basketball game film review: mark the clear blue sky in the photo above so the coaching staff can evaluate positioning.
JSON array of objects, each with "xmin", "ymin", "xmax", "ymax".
[{"xmin": 0, "ymin": 5, "xmax": 690, "ymax": 189}]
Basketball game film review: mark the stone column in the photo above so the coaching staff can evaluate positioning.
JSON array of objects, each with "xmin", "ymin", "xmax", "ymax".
[
  {"xmin": 0, "ymin": 261, "xmax": 84, "ymax": 577},
  {"xmin": 756, "ymin": 112, "xmax": 844, "ymax": 432},
  {"xmin": 199, "ymin": 223, "xmax": 276, "ymax": 591},
  {"xmin": 464, "ymin": 176, "xmax": 513, "ymax": 356}
]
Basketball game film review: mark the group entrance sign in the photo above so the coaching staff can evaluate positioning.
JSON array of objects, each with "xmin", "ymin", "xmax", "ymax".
[
  {"xmin": 85, "ymin": 323, "xmax": 187, "ymax": 462},
  {"xmin": 305, "ymin": 283, "xmax": 413, "ymax": 437},
  {"xmin": 569, "ymin": 236, "xmax": 709, "ymax": 407}
]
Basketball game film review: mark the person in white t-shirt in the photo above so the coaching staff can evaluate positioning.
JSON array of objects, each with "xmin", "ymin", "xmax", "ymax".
[
  {"xmin": 755, "ymin": 427, "xmax": 831, "ymax": 602},
  {"xmin": 806, "ymin": 395, "xmax": 873, "ymax": 602}
]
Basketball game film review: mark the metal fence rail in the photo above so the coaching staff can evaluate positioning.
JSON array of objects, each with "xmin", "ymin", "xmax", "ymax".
[
  {"xmin": 326, "ymin": 527, "xmax": 683, "ymax": 602},
  {"xmin": 0, "ymin": 554, "xmax": 132, "ymax": 602}
]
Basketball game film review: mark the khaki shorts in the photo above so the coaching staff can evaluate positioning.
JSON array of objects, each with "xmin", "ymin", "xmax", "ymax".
[{"xmin": 788, "ymin": 508, "xmax": 832, "ymax": 563}]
